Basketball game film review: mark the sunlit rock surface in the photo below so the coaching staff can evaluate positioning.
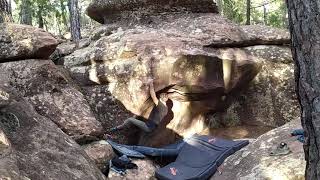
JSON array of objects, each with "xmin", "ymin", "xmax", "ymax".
[
  {"xmin": 0, "ymin": 88, "xmax": 10, "ymax": 108},
  {"xmin": 83, "ymin": 140, "xmax": 115, "ymax": 173},
  {"xmin": 211, "ymin": 119, "xmax": 305, "ymax": 180}
]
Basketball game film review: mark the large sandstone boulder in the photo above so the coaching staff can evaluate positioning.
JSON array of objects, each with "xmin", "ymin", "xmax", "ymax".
[
  {"xmin": 54, "ymin": 2, "xmax": 295, "ymax": 146},
  {"xmin": 62, "ymin": 14, "xmax": 295, "ymax": 146},
  {"xmin": 64, "ymin": 24, "xmax": 260, "ymax": 145},
  {"xmin": 0, "ymin": 23, "xmax": 58, "ymax": 61},
  {"xmin": 0, "ymin": 86, "xmax": 106, "ymax": 180},
  {"xmin": 211, "ymin": 119, "xmax": 305, "ymax": 180},
  {"xmin": 0, "ymin": 60, "xmax": 104, "ymax": 142},
  {"xmin": 87, "ymin": 0, "xmax": 218, "ymax": 24}
]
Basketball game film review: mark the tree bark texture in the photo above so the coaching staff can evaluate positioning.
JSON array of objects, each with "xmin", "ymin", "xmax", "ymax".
[
  {"xmin": 263, "ymin": 0, "xmax": 267, "ymax": 25},
  {"xmin": 68, "ymin": 0, "xmax": 81, "ymax": 42},
  {"xmin": 20, "ymin": 0, "xmax": 32, "ymax": 25},
  {"xmin": 287, "ymin": 0, "xmax": 320, "ymax": 179},
  {"xmin": 246, "ymin": 0, "xmax": 251, "ymax": 25},
  {"xmin": 0, "ymin": 0, "xmax": 12, "ymax": 23}
]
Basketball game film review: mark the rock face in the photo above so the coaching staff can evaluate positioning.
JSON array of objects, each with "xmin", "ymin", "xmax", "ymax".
[
  {"xmin": 211, "ymin": 119, "xmax": 305, "ymax": 180},
  {"xmin": 0, "ymin": 59, "xmax": 104, "ymax": 142},
  {"xmin": 0, "ymin": 127, "xmax": 22, "ymax": 180},
  {"xmin": 81, "ymin": 86, "xmax": 136, "ymax": 144},
  {"xmin": 0, "ymin": 86, "xmax": 106, "ymax": 180},
  {"xmin": 237, "ymin": 45, "xmax": 299, "ymax": 127},
  {"xmin": 0, "ymin": 23, "xmax": 58, "ymax": 61},
  {"xmin": 209, "ymin": 45, "xmax": 300, "ymax": 128}
]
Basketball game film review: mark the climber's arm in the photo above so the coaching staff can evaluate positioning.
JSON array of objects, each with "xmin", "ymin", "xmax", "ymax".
[{"xmin": 149, "ymin": 82, "xmax": 159, "ymax": 105}]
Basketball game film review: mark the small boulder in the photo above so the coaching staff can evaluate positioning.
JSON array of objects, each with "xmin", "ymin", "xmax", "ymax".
[
  {"xmin": 0, "ymin": 23, "xmax": 58, "ymax": 61},
  {"xmin": 83, "ymin": 140, "xmax": 115, "ymax": 173},
  {"xmin": 108, "ymin": 159, "xmax": 158, "ymax": 180},
  {"xmin": 50, "ymin": 38, "xmax": 91, "ymax": 65}
]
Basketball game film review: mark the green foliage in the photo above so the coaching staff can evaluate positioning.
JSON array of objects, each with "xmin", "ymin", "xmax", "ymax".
[
  {"xmin": 222, "ymin": 0, "xmax": 246, "ymax": 24},
  {"xmin": 10, "ymin": 0, "xmax": 288, "ymax": 35},
  {"xmin": 220, "ymin": 0, "xmax": 288, "ymax": 29},
  {"xmin": 12, "ymin": 0, "xmax": 92, "ymax": 35}
]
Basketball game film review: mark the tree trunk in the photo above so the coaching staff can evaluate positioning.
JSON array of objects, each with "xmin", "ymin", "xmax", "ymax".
[
  {"xmin": 20, "ymin": 0, "xmax": 32, "ymax": 25},
  {"xmin": 68, "ymin": 0, "xmax": 81, "ymax": 42},
  {"xmin": 0, "ymin": 0, "xmax": 12, "ymax": 23},
  {"xmin": 37, "ymin": 5, "xmax": 44, "ymax": 28},
  {"xmin": 287, "ymin": 0, "xmax": 320, "ymax": 179},
  {"xmin": 263, "ymin": 1, "xmax": 267, "ymax": 25},
  {"xmin": 246, "ymin": 0, "xmax": 251, "ymax": 25}
]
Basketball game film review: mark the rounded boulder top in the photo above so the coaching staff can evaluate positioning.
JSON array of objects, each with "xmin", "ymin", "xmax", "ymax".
[{"xmin": 86, "ymin": 0, "xmax": 218, "ymax": 24}]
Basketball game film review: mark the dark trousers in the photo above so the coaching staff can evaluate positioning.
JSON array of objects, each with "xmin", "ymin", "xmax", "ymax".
[{"xmin": 117, "ymin": 117, "xmax": 153, "ymax": 133}]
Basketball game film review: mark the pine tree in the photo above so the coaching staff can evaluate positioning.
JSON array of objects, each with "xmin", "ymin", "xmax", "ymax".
[
  {"xmin": 246, "ymin": 0, "xmax": 251, "ymax": 25},
  {"xmin": 68, "ymin": 0, "xmax": 81, "ymax": 42},
  {"xmin": 37, "ymin": 2, "xmax": 44, "ymax": 28},
  {"xmin": 287, "ymin": 0, "xmax": 320, "ymax": 179}
]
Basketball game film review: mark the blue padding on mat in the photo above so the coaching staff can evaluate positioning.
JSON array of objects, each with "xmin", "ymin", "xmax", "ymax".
[{"xmin": 155, "ymin": 135, "xmax": 249, "ymax": 180}]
